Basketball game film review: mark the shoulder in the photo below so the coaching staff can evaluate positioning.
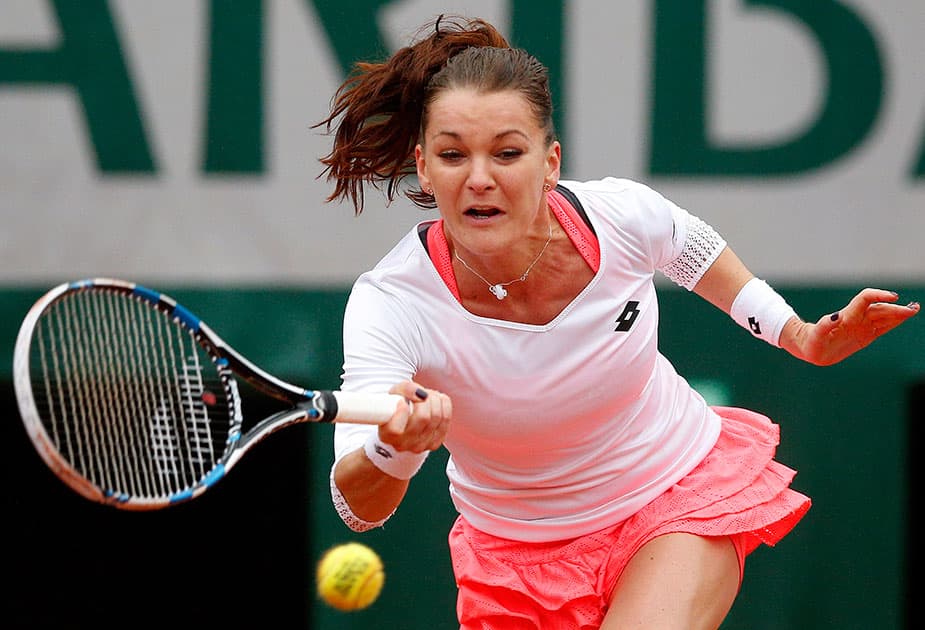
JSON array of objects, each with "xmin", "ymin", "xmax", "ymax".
[
  {"xmin": 367, "ymin": 222, "xmax": 432, "ymax": 270},
  {"xmin": 349, "ymin": 220, "xmax": 443, "ymax": 312},
  {"xmin": 356, "ymin": 222, "xmax": 432, "ymax": 285},
  {"xmin": 559, "ymin": 177, "xmax": 682, "ymax": 227},
  {"xmin": 560, "ymin": 176, "xmax": 658, "ymax": 194}
]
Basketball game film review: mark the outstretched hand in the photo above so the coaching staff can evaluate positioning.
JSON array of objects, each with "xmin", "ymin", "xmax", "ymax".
[{"xmin": 781, "ymin": 288, "xmax": 920, "ymax": 366}]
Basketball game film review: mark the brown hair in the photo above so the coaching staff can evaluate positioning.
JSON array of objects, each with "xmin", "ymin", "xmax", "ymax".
[{"xmin": 314, "ymin": 15, "xmax": 556, "ymax": 214}]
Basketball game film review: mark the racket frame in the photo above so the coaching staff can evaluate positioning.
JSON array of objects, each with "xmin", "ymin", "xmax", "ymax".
[{"xmin": 14, "ymin": 278, "xmax": 401, "ymax": 509}]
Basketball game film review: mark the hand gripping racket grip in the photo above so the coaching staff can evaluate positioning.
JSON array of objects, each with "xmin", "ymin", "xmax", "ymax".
[{"xmin": 314, "ymin": 391, "xmax": 409, "ymax": 425}]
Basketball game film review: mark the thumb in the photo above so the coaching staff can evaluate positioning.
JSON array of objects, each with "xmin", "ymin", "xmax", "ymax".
[{"xmin": 815, "ymin": 310, "xmax": 842, "ymax": 335}]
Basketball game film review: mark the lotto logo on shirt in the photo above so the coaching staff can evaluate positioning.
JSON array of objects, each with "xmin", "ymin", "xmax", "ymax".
[{"xmin": 615, "ymin": 301, "xmax": 641, "ymax": 332}]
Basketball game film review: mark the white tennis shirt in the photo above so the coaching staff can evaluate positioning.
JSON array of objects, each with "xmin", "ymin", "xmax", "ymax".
[{"xmin": 334, "ymin": 177, "xmax": 724, "ymax": 542}]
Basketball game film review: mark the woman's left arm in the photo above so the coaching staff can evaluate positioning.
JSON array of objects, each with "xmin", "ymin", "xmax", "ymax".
[{"xmin": 692, "ymin": 246, "xmax": 920, "ymax": 366}]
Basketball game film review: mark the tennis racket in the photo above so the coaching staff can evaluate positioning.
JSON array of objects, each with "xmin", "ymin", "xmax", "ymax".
[{"xmin": 13, "ymin": 278, "xmax": 404, "ymax": 510}]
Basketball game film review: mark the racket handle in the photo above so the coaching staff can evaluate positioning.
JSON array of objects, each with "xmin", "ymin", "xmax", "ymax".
[{"xmin": 324, "ymin": 391, "xmax": 408, "ymax": 425}]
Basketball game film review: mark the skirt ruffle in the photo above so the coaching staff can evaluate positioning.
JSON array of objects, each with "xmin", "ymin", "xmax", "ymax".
[{"xmin": 632, "ymin": 406, "xmax": 811, "ymax": 555}]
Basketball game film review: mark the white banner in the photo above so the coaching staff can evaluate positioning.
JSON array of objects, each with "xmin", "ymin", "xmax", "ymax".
[{"xmin": 1, "ymin": 0, "xmax": 922, "ymax": 286}]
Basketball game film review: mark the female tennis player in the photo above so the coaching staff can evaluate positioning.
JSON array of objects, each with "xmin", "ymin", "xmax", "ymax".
[{"xmin": 314, "ymin": 15, "xmax": 919, "ymax": 629}]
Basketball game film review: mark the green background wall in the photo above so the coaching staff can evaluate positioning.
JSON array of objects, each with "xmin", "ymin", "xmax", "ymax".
[{"xmin": 4, "ymin": 284, "xmax": 922, "ymax": 628}]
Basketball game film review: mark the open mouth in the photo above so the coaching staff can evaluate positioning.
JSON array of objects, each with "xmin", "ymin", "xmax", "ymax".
[{"xmin": 465, "ymin": 207, "xmax": 502, "ymax": 219}]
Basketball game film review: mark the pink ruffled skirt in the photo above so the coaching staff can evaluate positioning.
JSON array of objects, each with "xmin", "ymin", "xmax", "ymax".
[{"xmin": 449, "ymin": 406, "xmax": 811, "ymax": 629}]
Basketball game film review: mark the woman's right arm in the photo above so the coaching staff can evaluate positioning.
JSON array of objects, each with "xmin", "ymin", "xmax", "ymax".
[
  {"xmin": 332, "ymin": 380, "xmax": 451, "ymax": 528},
  {"xmin": 333, "ymin": 447, "xmax": 412, "ymax": 523}
]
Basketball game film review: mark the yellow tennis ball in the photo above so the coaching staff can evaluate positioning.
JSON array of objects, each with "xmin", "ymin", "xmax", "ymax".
[{"xmin": 316, "ymin": 542, "xmax": 385, "ymax": 612}]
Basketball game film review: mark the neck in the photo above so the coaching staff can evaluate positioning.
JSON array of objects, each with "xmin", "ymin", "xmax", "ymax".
[{"xmin": 453, "ymin": 213, "xmax": 554, "ymax": 301}]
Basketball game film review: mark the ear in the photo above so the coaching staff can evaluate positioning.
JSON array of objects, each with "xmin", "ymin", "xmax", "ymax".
[
  {"xmin": 545, "ymin": 141, "xmax": 562, "ymax": 188},
  {"xmin": 415, "ymin": 144, "xmax": 430, "ymax": 191}
]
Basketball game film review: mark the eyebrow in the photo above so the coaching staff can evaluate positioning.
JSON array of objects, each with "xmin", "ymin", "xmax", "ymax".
[{"xmin": 432, "ymin": 129, "xmax": 530, "ymax": 142}]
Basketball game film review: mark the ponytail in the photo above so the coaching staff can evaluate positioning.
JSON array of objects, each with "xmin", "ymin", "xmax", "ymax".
[{"xmin": 314, "ymin": 15, "xmax": 509, "ymax": 214}]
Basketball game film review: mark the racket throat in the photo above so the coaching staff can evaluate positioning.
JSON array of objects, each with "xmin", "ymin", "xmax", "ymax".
[{"xmin": 307, "ymin": 391, "xmax": 340, "ymax": 422}]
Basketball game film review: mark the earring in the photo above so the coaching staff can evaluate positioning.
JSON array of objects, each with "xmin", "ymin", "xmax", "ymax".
[
  {"xmin": 543, "ymin": 183, "xmax": 552, "ymax": 192},
  {"xmin": 424, "ymin": 187, "xmax": 434, "ymax": 196}
]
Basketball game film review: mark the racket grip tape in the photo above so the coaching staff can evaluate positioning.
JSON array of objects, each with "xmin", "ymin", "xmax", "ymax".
[{"xmin": 320, "ymin": 391, "xmax": 407, "ymax": 425}]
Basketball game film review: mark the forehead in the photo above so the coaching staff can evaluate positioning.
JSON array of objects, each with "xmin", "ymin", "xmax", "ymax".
[{"xmin": 425, "ymin": 87, "xmax": 540, "ymax": 135}]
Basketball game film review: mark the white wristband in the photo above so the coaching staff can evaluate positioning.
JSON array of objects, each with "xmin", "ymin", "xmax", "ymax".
[
  {"xmin": 730, "ymin": 278, "xmax": 797, "ymax": 348},
  {"xmin": 363, "ymin": 433, "xmax": 429, "ymax": 480}
]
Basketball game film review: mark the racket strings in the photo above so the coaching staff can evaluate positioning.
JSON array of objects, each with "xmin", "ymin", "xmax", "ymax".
[{"xmin": 31, "ymin": 289, "xmax": 233, "ymax": 501}]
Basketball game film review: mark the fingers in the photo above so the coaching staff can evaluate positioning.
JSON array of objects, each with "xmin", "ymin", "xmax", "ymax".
[
  {"xmin": 856, "ymin": 289, "xmax": 919, "ymax": 325},
  {"xmin": 381, "ymin": 382, "xmax": 431, "ymax": 433},
  {"xmin": 803, "ymin": 290, "xmax": 919, "ymax": 366},
  {"xmin": 855, "ymin": 287, "xmax": 901, "ymax": 306},
  {"xmin": 414, "ymin": 388, "xmax": 453, "ymax": 451},
  {"xmin": 819, "ymin": 290, "xmax": 919, "ymax": 354},
  {"xmin": 866, "ymin": 298, "xmax": 920, "ymax": 318},
  {"xmin": 382, "ymin": 381, "xmax": 452, "ymax": 452},
  {"xmin": 865, "ymin": 300, "xmax": 920, "ymax": 335},
  {"xmin": 832, "ymin": 289, "xmax": 918, "ymax": 322}
]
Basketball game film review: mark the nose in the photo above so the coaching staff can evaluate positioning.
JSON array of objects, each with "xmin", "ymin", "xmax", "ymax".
[{"xmin": 466, "ymin": 156, "xmax": 495, "ymax": 192}]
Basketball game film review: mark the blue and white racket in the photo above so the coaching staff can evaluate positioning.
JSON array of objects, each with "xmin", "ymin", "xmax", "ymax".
[{"xmin": 13, "ymin": 278, "xmax": 403, "ymax": 510}]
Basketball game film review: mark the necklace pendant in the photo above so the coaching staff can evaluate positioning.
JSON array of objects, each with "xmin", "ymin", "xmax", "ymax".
[{"xmin": 489, "ymin": 284, "xmax": 508, "ymax": 300}]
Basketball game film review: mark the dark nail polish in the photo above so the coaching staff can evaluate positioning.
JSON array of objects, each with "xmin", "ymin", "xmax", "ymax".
[
  {"xmin": 415, "ymin": 387, "xmax": 429, "ymax": 400},
  {"xmin": 830, "ymin": 312, "xmax": 839, "ymax": 321}
]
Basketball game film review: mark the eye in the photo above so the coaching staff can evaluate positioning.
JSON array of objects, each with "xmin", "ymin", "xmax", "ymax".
[
  {"xmin": 438, "ymin": 150, "xmax": 464, "ymax": 161},
  {"xmin": 497, "ymin": 148, "xmax": 523, "ymax": 160}
]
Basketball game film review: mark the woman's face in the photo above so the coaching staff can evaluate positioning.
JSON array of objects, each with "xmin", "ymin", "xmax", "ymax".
[{"xmin": 415, "ymin": 87, "xmax": 560, "ymax": 260}]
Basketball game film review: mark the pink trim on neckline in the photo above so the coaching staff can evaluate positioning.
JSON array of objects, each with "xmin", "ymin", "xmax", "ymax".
[
  {"xmin": 427, "ymin": 220, "xmax": 461, "ymax": 301},
  {"xmin": 546, "ymin": 188, "xmax": 600, "ymax": 273}
]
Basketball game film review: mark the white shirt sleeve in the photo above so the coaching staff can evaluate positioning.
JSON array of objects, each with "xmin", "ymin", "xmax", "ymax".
[{"xmin": 659, "ymin": 202, "xmax": 727, "ymax": 290}]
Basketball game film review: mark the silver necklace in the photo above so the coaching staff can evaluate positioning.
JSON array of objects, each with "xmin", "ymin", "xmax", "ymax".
[{"xmin": 454, "ymin": 221, "xmax": 554, "ymax": 300}]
